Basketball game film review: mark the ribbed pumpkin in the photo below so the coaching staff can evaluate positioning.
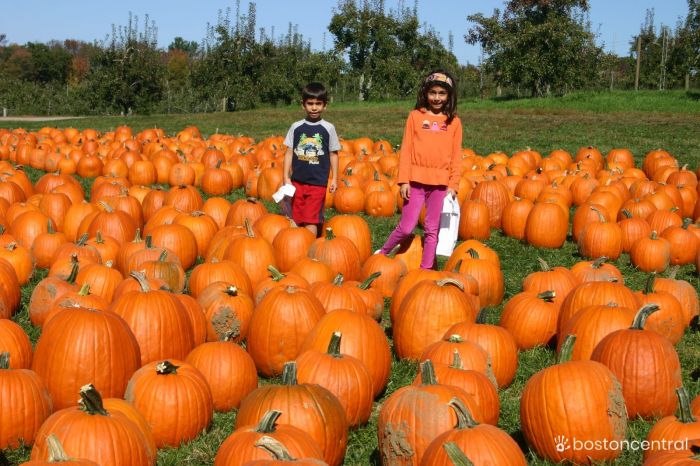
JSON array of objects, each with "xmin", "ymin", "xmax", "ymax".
[
  {"xmin": 644, "ymin": 387, "xmax": 700, "ymax": 460},
  {"xmin": 324, "ymin": 214, "xmax": 372, "ymax": 264},
  {"xmin": 0, "ymin": 352, "xmax": 52, "ymax": 449},
  {"xmin": 254, "ymin": 266, "xmax": 310, "ymax": 304},
  {"xmin": 591, "ymin": 304, "xmax": 682, "ymax": 419},
  {"xmin": 224, "ymin": 219, "xmax": 277, "ymax": 287},
  {"xmin": 420, "ymin": 399, "xmax": 525, "ymax": 466},
  {"xmin": 125, "ymin": 360, "xmax": 213, "ymax": 448},
  {"xmin": 653, "ymin": 267, "xmax": 700, "ymax": 326},
  {"xmin": 188, "ymin": 259, "xmax": 253, "ymax": 299},
  {"xmin": 569, "ymin": 256, "xmax": 623, "ymax": 283},
  {"xmin": 31, "ymin": 305, "xmax": 141, "ymax": 410},
  {"xmin": 28, "ymin": 255, "xmax": 79, "ymax": 327},
  {"xmin": 578, "ymin": 206, "xmax": 622, "ymax": 260},
  {"xmin": 557, "ymin": 280, "xmax": 639, "ymax": 334},
  {"xmin": 309, "ymin": 273, "xmax": 367, "ymax": 314},
  {"xmin": 359, "ymin": 253, "xmax": 407, "ymax": 298},
  {"xmin": 296, "ymin": 332, "xmax": 374, "ymax": 427},
  {"xmin": 630, "ymin": 230, "xmax": 672, "ymax": 273},
  {"xmin": 30, "ymin": 384, "xmax": 154, "ymax": 466},
  {"xmin": 109, "ymin": 271, "xmax": 194, "ymax": 365},
  {"xmin": 524, "ymin": 201, "xmax": 568, "ymax": 248},
  {"xmin": 236, "ymin": 362, "xmax": 348, "ymax": 466},
  {"xmin": 634, "ymin": 273, "xmax": 686, "ymax": 344},
  {"xmin": 377, "ymin": 360, "xmax": 484, "ymax": 466},
  {"xmin": 271, "ymin": 222, "xmax": 316, "ymax": 273},
  {"xmin": 522, "ymin": 258, "xmax": 578, "ymax": 307},
  {"xmin": 214, "ymin": 411, "xmax": 324, "ymax": 466},
  {"xmin": 394, "ymin": 278, "xmax": 478, "ymax": 360},
  {"xmin": 22, "ymin": 434, "xmax": 99, "ymax": 465},
  {"xmin": 520, "ymin": 335, "xmax": 627, "ymax": 463},
  {"xmin": 307, "ymin": 227, "xmax": 362, "ymax": 281},
  {"xmin": 197, "ymin": 281, "xmax": 255, "ymax": 343},
  {"xmin": 246, "ymin": 286, "xmax": 325, "ymax": 377},
  {"xmin": 300, "ymin": 309, "xmax": 391, "ymax": 398},
  {"xmin": 448, "ymin": 248, "xmax": 504, "ymax": 307},
  {"xmin": 0, "ymin": 319, "xmax": 32, "ymax": 368},
  {"xmin": 500, "ymin": 290, "xmax": 559, "ymax": 350}
]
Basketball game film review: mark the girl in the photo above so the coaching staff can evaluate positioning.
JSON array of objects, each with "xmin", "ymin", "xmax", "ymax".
[{"xmin": 377, "ymin": 69, "xmax": 462, "ymax": 269}]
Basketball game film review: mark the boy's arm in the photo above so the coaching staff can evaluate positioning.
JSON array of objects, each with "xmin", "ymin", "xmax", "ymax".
[
  {"xmin": 283, "ymin": 147, "xmax": 293, "ymax": 185},
  {"xmin": 329, "ymin": 151, "xmax": 339, "ymax": 193}
]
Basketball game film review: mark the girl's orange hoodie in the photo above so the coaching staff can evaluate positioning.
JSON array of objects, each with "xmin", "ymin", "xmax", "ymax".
[{"xmin": 397, "ymin": 109, "xmax": 463, "ymax": 192}]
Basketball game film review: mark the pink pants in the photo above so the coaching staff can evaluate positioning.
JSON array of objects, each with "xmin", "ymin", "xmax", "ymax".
[{"xmin": 380, "ymin": 182, "xmax": 447, "ymax": 269}]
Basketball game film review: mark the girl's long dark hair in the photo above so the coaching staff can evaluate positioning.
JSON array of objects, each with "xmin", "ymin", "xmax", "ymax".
[{"xmin": 415, "ymin": 68, "xmax": 458, "ymax": 124}]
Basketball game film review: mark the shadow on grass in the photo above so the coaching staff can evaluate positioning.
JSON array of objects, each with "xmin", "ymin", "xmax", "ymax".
[{"xmin": 686, "ymin": 91, "xmax": 700, "ymax": 101}]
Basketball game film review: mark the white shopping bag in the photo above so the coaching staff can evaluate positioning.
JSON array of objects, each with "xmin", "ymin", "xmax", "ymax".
[
  {"xmin": 436, "ymin": 195, "xmax": 460, "ymax": 257},
  {"xmin": 272, "ymin": 183, "xmax": 296, "ymax": 218}
]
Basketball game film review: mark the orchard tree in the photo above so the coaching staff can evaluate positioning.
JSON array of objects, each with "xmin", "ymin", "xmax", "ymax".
[{"xmin": 466, "ymin": 0, "xmax": 602, "ymax": 96}]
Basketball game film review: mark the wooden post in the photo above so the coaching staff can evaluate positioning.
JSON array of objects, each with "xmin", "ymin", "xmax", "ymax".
[
  {"xmin": 221, "ymin": 97, "xmax": 227, "ymax": 112},
  {"xmin": 686, "ymin": 73, "xmax": 690, "ymax": 91},
  {"xmin": 634, "ymin": 36, "xmax": 641, "ymax": 91}
]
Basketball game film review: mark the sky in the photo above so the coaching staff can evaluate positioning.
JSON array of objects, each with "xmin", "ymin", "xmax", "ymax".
[{"xmin": 1, "ymin": 0, "xmax": 690, "ymax": 65}]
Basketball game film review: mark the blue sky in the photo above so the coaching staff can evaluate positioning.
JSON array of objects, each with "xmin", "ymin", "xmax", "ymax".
[{"xmin": 2, "ymin": 0, "xmax": 690, "ymax": 65}]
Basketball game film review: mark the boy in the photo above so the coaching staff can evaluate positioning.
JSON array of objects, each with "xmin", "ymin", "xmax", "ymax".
[{"xmin": 283, "ymin": 82, "xmax": 340, "ymax": 237}]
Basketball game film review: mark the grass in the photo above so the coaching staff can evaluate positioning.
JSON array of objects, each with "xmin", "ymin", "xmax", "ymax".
[{"xmin": 2, "ymin": 90, "xmax": 700, "ymax": 465}]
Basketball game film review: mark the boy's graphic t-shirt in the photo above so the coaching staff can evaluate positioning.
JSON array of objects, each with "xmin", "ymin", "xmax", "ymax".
[{"xmin": 284, "ymin": 118, "xmax": 341, "ymax": 186}]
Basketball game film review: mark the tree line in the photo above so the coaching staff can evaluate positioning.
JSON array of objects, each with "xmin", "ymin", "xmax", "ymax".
[{"xmin": 0, "ymin": 0, "xmax": 698, "ymax": 116}]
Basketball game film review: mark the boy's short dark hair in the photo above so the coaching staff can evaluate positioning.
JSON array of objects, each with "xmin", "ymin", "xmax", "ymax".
[{"xmin": 302, "ymin": 82, "xmax": 328, "ymax": 103}]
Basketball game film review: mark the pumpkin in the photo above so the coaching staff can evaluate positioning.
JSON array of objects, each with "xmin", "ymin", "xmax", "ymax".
[
  {"xmin": 360, "ymin": 252, "xmax": 407, "ymax": 298},
  {"xmin": 634, "ymin": 273, "xmax": 686, "ymax": 344},
  {"xmin": 645, "ymin": 387, "xmax": 700, "ymax": 460},
  {"xmin": 271, "ymin": 222, "xmax": 316, "ymax": 272},
  {"xmin": 500, "ymin": 290, "xmax": 559, "ymax": 350},
  {"xmin": 309, "ymin": 273, "xmax": 367, "ymax": 315},
  {"xmin": 28, "ymin": 255, "xmax": 79, "ymax": 327},
  {"xmin": 520, "ymin": 335, "xmax": 627, "ymax": 463},
  {"xmin": 224, "ymin": 219, "xmax": 277, "ymax": 287},
  {"xmin": 522, "ymin": 258, "xmax": 578, "ymax": 306},
  {"xmin": 524, "ymin": 201, "xmax": 568, "ymax": 248},
  {"xmin": 630, "ymin": 230, "xmax": 672, "ymax": 273},
  {"xmin": 197, "ymin": 281, "xmax": 255, "ymax": 343},
  {"xmin": 569, "ymin": 256, "xmax": 624, "ymax": 283},
  {"xmin": 296, "ymin": 332, "xmax": 374, "ymax": 427},
  {"xmin": 577, "ymin": 206, "xmax": 623, "ymax": 260},
  {"xmin": 188, "ymin": 259, "xmax": 253, "ymax": 299},
  {"xmin": 21, "ymin": 434, "xmax": 99, "ymax": 465},
  {"xmin": 591, "ymin": 304, "xmax": 682, "ymax": 419},
  {"xmin": 125, "ymin": 360, "xmax": 213, "ymax": 448},
  {"xmin": 236, "ymin": 362, "xmax": 348, "ymax": 466},
  {"xmin": 654, "ymin": 266, "xmax": 700, "ymax": 326},
  {"xmin": 306, "ymin": 227, "xmax": 362, "ymax": 281},
  {"xmin": 557, "ymin": 280, "xmax": 639, "ymax": 334}
]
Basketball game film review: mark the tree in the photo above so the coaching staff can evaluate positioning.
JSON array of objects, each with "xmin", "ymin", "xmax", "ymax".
[
  {"xmin": 329, "ymin": 0, "xmax": 457, "ymax": 100},
  {"xmin": 168, "ymin": 37, "xmax": 199, "ymax": 56},
  {"xmin": 466, "ymin": 0, "xmax": 602, "ymax": 96}
]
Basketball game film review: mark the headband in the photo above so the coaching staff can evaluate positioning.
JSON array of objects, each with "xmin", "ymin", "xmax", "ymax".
[{"xmin": 425, "ymin": 72, "xmax": 453, "ymax": 88}]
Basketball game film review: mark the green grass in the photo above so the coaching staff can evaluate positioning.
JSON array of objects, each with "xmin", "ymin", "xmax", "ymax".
[{"xmin": 2, "ymin": 90, "xmax": 700, "ymax": 465}]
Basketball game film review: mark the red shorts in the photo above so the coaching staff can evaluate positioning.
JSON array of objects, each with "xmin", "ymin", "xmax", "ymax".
[{"xmin": 291, "ymin": 181, "xmax": 327, "ymax": 225}]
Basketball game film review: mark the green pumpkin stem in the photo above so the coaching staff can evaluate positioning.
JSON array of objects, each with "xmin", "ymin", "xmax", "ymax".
[
  {"xmin": 643, "ymin": 272, "xmax": 657, "ymax": 295},
  {"xmin": 158, "ymin": 249, "xmax": 168, "ymax": 262},
  {"xmin": 682, "ymin": 217, "xmax": 692, "ymax": 229},
  {"xmin": 419, "ymin": 360, "xmax": 438, "ymax": 385},
  {"xmin": 467, "ymin": 248, "xmax": 479, "ymax": 259},
  {"xmin": 0, "ymin": 352, "xmax": 9, "ymax": 369},
  {"xmin": 327, "ymin": 331, "xmax": 343, "ymax": 358},
  {"xmin": 130, "ymin": 270, "xmax": 151, "ymax": 292},
  {"xmin": 76, "ymin": 232, "xmax": 89, "ymax": 246},
  {"xmin": 447, "ymin": 334, "xmax": 464, "ymax": 344},
  {"xmin": 144, "ymin": 235, "xmax": 153, "ymax": 248},
  {"xmin": 47, "ymin": 220, "xmax": 56, "ymax": 234},
  {"xmin": 676, "ymin": 387, "xmax": 697, "ymax": 423},
  {"xmin": 156, "ymin": 361, "xmax": 179, "ymax": 375},
  {"xmin": 254, "ymin": 436, "xmax": 296, "ymax": 461},
  {"xmin": 537, "ymin": 257, "xmax": 551, "ymax": 271},
  {"xmin": 66, "ymin": 254, "xmax": 80, "ymax": 284},
  {"xmin": 475, "ymin": 308, "xmax": 489, "ymax": 324},
  {"xmin": 650, "ymin": 230, "xmax": 659, "ymax": 240},
  {"xmin": 537, "ymin": 290, "xmax": 556, "ymax": 302},
  {"xmin": 325, "ymin": 227, "xmax": 335, "ymax": 240},
  {"xmin": 45, "ymin": 434, "xmax": 72, "ymax": 462},
  {"xmin": 79, "ymin": 384, "xmax": 108, "ymax": 415},
  {"xmin": 620, "ymin": 209, "xmax": 633, "ymax": 219},
  {"xmin": 449, "ymin": 397, "xmax": 479, "ymax": 429},
  {"xmin": 254, "ymin": 410, "xmax": 283, "ymax": 433},
  {"xmin": 449, "ymin": 350, "xmax": 464, "ymax": 370},
  {"xmin": 592, "ymin": 256, "xmax": 608, "ymax": 268},
  {"xmin": 333, "ymin": 273, "xmax": 344, "ymax": 286},
  {"xmin": 667, "ymin": 265, "xmax": 680, "ymax": 280},
  {"xmin": 78, "ymin": 282, "xmax": 91, "ymax": 296},
  {"xmin": 267, "ymin": 265, "xmax": 285, "ymax": 281},
  {"xmin": 281, "ymin": 361, "xmax": 298, "ymax": 386},
  {"xmin": 443, "ymin": 442, "xmax": 475, "ymax": 466},
  {"xmin": 630, "ymin": 304, "xmax": 660, "ymax": 330},
  {"xmin": 132, "ymin": 228, "xmax": 143, "ymax": 243},
  {"xmin": 557, "ymin": 335, "xmax": 577, "ymax": 364},
  {"xmin": 451, "ymin": 259, "xmax": 463, "ymax": 273},
  {"xmin": 95, "ymin": 231, "xmax": 104, "ymax": 243},
  {"xmin": 358, "ymin": 271, "xmax": 381, "ymax": 290}
]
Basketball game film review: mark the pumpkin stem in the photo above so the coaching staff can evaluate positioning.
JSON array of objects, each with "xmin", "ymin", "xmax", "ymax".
[
  {"xmin": 332, "ymin": 273, "xmax": 345, "ymax": 286},
  {"xmin": 5, "ymin": 242, "xmax": 16, "ymax": 251},
  {"xmin": 620, "ymin": 209, "xmax": 633, "ymax": 219},
  {"xmin": 45, "ymin": 434, "xmax": 73, "ymax": 462},
  {"xmin": 449, "ymin": 350, "xmax": 464, "ymax": 369},
  {"xmin": 132, "ymin": 228, "xmax": 143, "ymax": 243},
  {"xmin": 156, "ymin": 361, "xmax": 179, "ymax": 375},
  {"xmin": 78, "ymin": 384, "xmax": 108, "ymax": 416},
  {"xmin": 0, "ymin": 352, "xmax": 9, "ymax": 369},
  {"xmin": 244, "ymin": 218, "xmax": 255, "ymax": 237},
  {"xmin": 76, "ymin": 232, "xmax": 89, "ymax": 246},
  {"xmin": 158, "ymin": 249, "xmax": 168, "ymax": 262},
  {"xmin": 281, "ymin": 361, "xmax": 298, "ymax": 386},
  {"xmin": 643, "ymin": 272, "xmax": 657, "ymax": 295},
  {"xmin": 443, "ymin": 442, "xmax": 475, "ymax": 466},
  {"xmin": 98, "ymin": 200, "xmax": 113, "ymax": 213},
  {"xmin": 436, "ymin": 278, "xmax": 465, "ymax": 292},
  {"xmin": 650, "ymin": 230, "xmax": 658, "ymax": 240},
  {"xmin": 557, "ymin": 335, "xmax": 577, "ymax": 364},
  {"xmin": 682, "ymin": 217, "xmax": 692, "ymax": 229},
  {"xmin": 254, "ymin": 410, "xmax": 283, "ymax": 433},
  {"xmin": 467, "ymin": 248, "xmax": 479, "ymax": 259},
  {"xmin": 449, "ymin": 397, "xmax": 479, "ymax": 429},
  {"xmin": 537, "ymin": 290, "xmax": 556, "ymax": 302},
  {"xmin": 144, "ymin": 235, "xmax": 153, "ymax": 248},
  {"xmin": 327, "ymin": 331, "xmax": 343, "ymax": 358},
  {"xmin": 630, "ymin": 304, "xmax": 660, "ymax": 330},
  {"xmin": 47, "ymin": 220, "xmax": 56, "ymax": 234},
  {"xmin": 78, "ymin": 282, "xmax": 91, "ymax": 296},
  {"xmin": 667, "ymin": 265, "xmax": 680, "ymax": 280},
  {"xmin": 267, "ymin": 265, "xmax": 285, "ymax": 281},
  {"xmin": 66, "ymin": 254, "xmax": 80, "ymax": 285},
  {"xmin": 254, "ymin": 436, "xmax": 296, "ymax": 461},
  {"xmin": 324, "ymin": 227, "xmax": 335, "ymax": 240},
  {"xmin": 475, "ymin": 308, "xmax": 489, "ymax": 324},
  {"xmin": 590, "ymin": 205, "xmax": 606, "ymax": 222},
  {"xmin": 537, "ymin": 257, "xmax": 551, "ymax": 271},
  {"xmin": 225, "ymin": 286, "xmax": 239, "ymax": 297},
  {"xmin": 419, "ymin": 360, "xmax": 438, "ymax": 385},
  {"xmin": 676, "ymin": 387, "xmax": 697, "ymax": 424},
  {"xmin": 450, "ymin": 259, "xmax": 463, "ymax": 273},
  {"xmin": 130, "ymin": 270, "xmax": 151, "ymax": 292},
  {"xmin": 447, "ymin": 334, "xmax": 464, "ymax": 344},
  {"xmin": 358, "ymin": 271, "xmax": 381, "ymax": 290},
  {"xmin": 591, "ymin": 256, "xmax": 608, "ymax": 269}
]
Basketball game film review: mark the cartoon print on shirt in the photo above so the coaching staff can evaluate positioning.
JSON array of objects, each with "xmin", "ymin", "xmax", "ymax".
[
  {"xmin": 421, "ymin": 120, "xmax": 447, "ymax": 131},
  {"xmin": 294, "ymin": 133, "xmax": 324, "ymax": 164},
  {"xmin": 422, "ymin": 120, "xmax": 430, "ymax": 129}
]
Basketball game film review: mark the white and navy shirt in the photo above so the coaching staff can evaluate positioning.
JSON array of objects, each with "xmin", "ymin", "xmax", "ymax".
[{"xmin": 284, "ymin": 119, "xmax": 341, "ymax": 186}]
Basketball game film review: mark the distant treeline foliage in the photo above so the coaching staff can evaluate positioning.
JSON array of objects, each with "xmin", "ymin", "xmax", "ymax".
[{"xmin": 0, "ymin": 0, "xmax": 698, "ymax": 115}]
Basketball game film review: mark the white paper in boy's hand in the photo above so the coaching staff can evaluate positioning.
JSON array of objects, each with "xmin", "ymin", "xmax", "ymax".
[{"xmin": 272, "ymin": 184, "xmax": 296, "ymax": 203}]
